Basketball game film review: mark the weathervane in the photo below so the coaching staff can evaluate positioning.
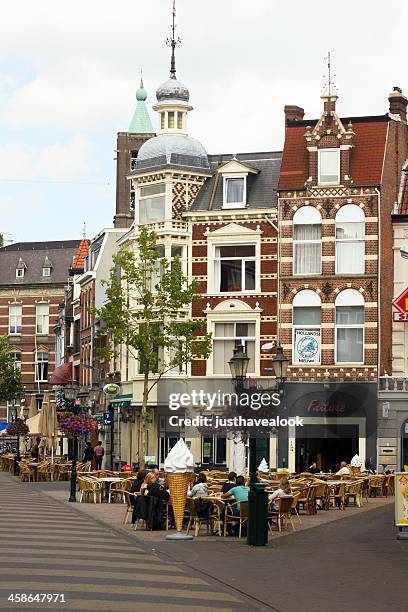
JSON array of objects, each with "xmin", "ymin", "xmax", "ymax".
[
  {"xmin": 321, "ymin": 51, "xmax": 337, "ymax": 95},
  {"xmin": 165, "ymin": 0, "xmax": 181, "ymax": 79}
]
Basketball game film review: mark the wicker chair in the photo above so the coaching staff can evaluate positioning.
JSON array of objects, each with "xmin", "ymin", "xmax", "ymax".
[
  {"xmin": 37, "ymin": 461, "xmax": 52, "ymax": 482},
  {"xmin": 329, "ymin": 482, "xmax": 346, "ymax": 510},
  {"xmin": 186, "ymin": 498, "xmax": 219, "ymax": 537},
  {"xmin": 369, "ymin": 475, "xmax": 384, "ymax": 497},
  {"xmin": 297, "ymin": 485, "xmax": 318, "ymax": 515},
  {"xmin": 223, "ymin": 501, "xmax": 249, "ymax": 538},
  {"xmin": 384, "ymin": 473, "xmax": 394, "ymax": 497},
  {"xmin": 345, "ymin": 481, "xmax": 363, "ymax": 507},
  {"xmin": 269, "ymin": 496, "xmax": 295, "ymax": 532},
  {"xmin": 19, "ymin": 463, "xmax": 35, "ymax": 482},
  {"xmin": 78, "ymin": 477, "xmax": 102, "ymax": 503},
  {"xmin": 123, "ymin": 491, "xmax": 140, "ymax": 524},
  {"xmin": 108, "ymin": 478, "xmax": 133, "ymax": 503}
]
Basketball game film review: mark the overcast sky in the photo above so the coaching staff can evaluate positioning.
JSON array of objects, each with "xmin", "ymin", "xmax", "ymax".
[{"xmin": 0, "ymin": 0, "xmax": 407, "ymax": 243}]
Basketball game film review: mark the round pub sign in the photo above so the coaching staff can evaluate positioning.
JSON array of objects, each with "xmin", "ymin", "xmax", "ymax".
[{"xmin": 103, "ymin": 383, "xmax": 120, "ymax": 397}]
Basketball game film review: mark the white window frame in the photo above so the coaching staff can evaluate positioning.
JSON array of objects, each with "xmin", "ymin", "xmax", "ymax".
[
  {"xmin": 36, "ymin": 303, "xmax": 49, "ymax": 335},
  {"xmin": 211, "ymin": 320, "xmax": 257, "ymax": 376},
  {"xmin": 223, "ymin": 175, "xmax": 246, "ymax": 209},
  {"xmin": 137, "ymin": 182, "xmax": 167, "ymax": 225},
  {"xmin": 335, "ymin": 205, "xmax": 365, "ymax": 274},
  {"xmin": 318, "ymin": 148, "xmax": 340, "ymax": 185},
  {"xmin": 335, "ymin": 289, "xmax": 365, "ymax": 365},
  {"xmin": 10, "ymin": 351, "xmax": 22, "ymax": 371},
  {"xmin": 42, "ymin": 267, "xmax": 51, "ymax": 277},
  {"xmin": 213, "ymin": 244, "xmax": 257, "ymax": 293},
  {"xmin": 293, "ymin": 206, "xmax": 322, "ymax": 276},
  {"xmin": 35, "ymin": 351, "xmax": 49, "ymax": 382},
  {"xmin": 292, "ymin": 290, "xmax": 322, "ymax": 365},
  {"xmin": 8, "ymin": 304, "xmax": 22, "ymax": 335},
  {"xmin": 16, "ymin": 268, "xmax": 24, "ymax": 278}
]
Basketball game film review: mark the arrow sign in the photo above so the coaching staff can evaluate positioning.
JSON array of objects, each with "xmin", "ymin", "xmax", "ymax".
[{"xmin": 393, "ymin": 287, "xmax": 408, "ymax": 314}]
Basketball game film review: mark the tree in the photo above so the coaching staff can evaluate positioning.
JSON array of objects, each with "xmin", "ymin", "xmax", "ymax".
[
  {"xmin": 95, "ymin": 226, "xmax": 212, "ymax": 468},
  {"xmin": 0, "ymin": 234, "xmax": 4, "ymax": 248},
  {"xmin": 0, "ymin": 336, "xmax": 23, "ymax": 403}
]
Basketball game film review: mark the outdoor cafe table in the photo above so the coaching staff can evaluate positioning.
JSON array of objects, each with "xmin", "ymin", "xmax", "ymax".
[{"xmin": 96, "ymin": 477, "xmax": 122, "ymax": 502}]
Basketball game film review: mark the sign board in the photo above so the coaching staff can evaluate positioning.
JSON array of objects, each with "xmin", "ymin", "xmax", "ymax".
[
  {"xmin": 293, "ymin": 329, "xmax": 321, "ymax": 364},
  {"xmin": 393, "ymin": 288, "xmax": 408, "ymax": 314},
  {"xmin": 395, "ymin": 472, "xmax": 408, "ymax": 527},
  {"xmin": 144, "ymin": 455, "xmax": 156, "ymax": 463},
  {"xmin": 103, "ymin": 383, "xmax": 120, "ymax": 397},
  {"xmin": 103, "ymin": 412, "xmax": 113, "ymax": 426},
  {"xmin": 393, "ymin": 312, "xmax": 408, "ymax": 322}
]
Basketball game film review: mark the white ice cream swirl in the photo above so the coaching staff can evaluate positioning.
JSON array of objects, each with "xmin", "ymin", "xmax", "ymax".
[{"xmin": 164, "ymin": 439, "xmax": 194, "ymax": 473}]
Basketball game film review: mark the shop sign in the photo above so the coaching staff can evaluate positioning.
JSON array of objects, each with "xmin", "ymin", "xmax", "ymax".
[
  {"xmin": 393, "ymin": 288, "xmax": 408, "ymax": 320},
  {"xmin": 103, "ymin": 383, "xmax": 120, "ymax": 397},
  {"xmin": 393, "ymin": 312, "xmax": 408, "ymax": 322},
  {"xmin": 294, "ymin": 329, "xmax": 321, "ymax": 364},
  {"xmin": 394, "ymin": 473, "xmax": 408, "ymax": 527},
  {"xmin": 306, "ymin": 400, "xmax": 346, "ymax": 414}
]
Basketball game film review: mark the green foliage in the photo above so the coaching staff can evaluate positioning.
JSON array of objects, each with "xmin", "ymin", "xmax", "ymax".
[
  {"xmin": 0, "ymin": 234, "xmax": 4, "ymax": 248},
  {"xmin": 0, "ymin": 336, "xmax": 23, "ymax": 402},
  {"xmin": 95, "ymin": 226, "xmax": 212, "ymax": 388}
]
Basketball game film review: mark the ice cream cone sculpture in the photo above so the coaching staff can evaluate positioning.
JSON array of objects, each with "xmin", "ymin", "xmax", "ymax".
[{"xmin": 164, "ymin": 439, "xmax": 195, "ymax": 533}]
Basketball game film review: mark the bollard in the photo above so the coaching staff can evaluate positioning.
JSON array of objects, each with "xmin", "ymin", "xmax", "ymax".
[{"xmin": 247, "ymin": 482, "xmax": 268, "ymax": 546}]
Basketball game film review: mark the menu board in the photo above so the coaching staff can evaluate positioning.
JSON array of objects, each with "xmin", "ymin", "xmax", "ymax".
[{"xmin": 395, "ymin": 472, "xmax": 408, "ymax": 527}]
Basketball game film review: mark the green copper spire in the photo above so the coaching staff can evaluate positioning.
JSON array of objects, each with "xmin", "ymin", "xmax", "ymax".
[{"xmin": 128, "ymin": 78, "xmax": 154, "ymax": 134}]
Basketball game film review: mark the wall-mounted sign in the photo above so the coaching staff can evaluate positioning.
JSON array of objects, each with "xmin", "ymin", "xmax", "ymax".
[
  {"xmin": 393, "ymin": 312, "xmax": 408, "ymax": 322},
  {"xmin": 103, "ymin": 412, "xmax": 113, "ymax": 425},
  {"xmin": 393, "ymin": 288, "xmax": 408, "ymax": 317},
  {"xmin": 293, "ymin": 329, "xmax": 321, "ymax": 364},
  {"xmin": 103, "ymin": 383, "xmax": 120, "ymax": 397}
]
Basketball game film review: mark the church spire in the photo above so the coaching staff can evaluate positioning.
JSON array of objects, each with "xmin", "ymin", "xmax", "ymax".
[
  {"xmin": 166, "ymin": 0, "xmax": 181, "ymax": 79},
  {"xmin": 128, "ymin": 74, "xmax": 154, "ymax": 134}
]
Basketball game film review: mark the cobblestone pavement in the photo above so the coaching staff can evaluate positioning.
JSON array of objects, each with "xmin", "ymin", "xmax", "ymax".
[{"xmin": 0, "ymin": 473, "xmax": 260, "ymax": 612}]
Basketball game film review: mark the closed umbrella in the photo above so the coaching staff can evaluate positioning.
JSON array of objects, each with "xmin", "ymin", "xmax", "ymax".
[
  {"xmin": 27, "ymin": 394, "xmax": 37, "ymax": 419},
  {"xmin": 38, "ymin": 391, "xmax": 58, "ymax": 461}
]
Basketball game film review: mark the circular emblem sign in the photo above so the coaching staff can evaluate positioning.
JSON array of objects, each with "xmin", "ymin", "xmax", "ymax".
[
  {"xmin": 103, "ymin": 383, "xmax": 120, "ymax": 396},
  {"xmin": 296, "ymin": 335, "xmax": 319, "ymax": 361}
]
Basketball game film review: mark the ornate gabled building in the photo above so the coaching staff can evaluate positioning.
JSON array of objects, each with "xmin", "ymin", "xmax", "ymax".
[{"xmin": 278, "ymin": 87, "xmax": 408, "ymax": 472}]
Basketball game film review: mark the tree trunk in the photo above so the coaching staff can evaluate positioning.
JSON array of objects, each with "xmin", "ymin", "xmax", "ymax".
[{"xmin": 139, "ymin": 371, "xmax": 150, "ymax": 469}]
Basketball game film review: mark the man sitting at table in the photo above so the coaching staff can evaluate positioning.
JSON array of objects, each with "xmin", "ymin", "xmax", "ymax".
[
  {"xmin": 221, "ymin": 475, "xmax": 249, "ymax": 512},
  {"xmin": 336, "ymin": 461, "xmax": 350, "ymax": 476}
]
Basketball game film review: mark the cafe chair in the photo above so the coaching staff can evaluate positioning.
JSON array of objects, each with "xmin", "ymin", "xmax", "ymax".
[
  {"xmin": 223, "ymin": 501, "xmax": 249, "ymax": 538},
  {"xmin": 269, "ymin": 496, "xmax": 295, "ymax": 532}
]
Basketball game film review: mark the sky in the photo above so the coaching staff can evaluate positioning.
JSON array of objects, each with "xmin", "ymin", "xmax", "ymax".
[{"xmin": 0, "ymin": 0, "xmax": 407, "ymax": 244}]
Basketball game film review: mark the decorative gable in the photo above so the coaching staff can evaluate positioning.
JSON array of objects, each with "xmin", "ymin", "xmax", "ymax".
[{"xmin": 205, "ymin": 223, "xmax": 261, "ymax": 237}]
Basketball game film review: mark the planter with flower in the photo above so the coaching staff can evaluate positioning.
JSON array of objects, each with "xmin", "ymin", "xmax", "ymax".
[
  {"xmin": 6, "ymin": 419, "xmax": 29, "ymax": 437},
  {"xmin": 58, "ymin": 414, "xmax": 97, "ymax": 438}
]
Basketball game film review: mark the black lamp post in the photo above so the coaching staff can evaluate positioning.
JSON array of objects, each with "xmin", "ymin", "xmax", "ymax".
[
  {"xmin": 64, "ymin": 384, "xmax": 79, "ymax": 502},
  {"xmin": 12, "ymin": 390, "xmax": 27, "ymax": 477},
  {"xmin": 271, "ymin": 343, "xmax": 289, "ymax": 392}
]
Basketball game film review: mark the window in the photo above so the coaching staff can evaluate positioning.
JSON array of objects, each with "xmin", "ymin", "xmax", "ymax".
[
  {"xmin": 160, "ymin": 113, "xmax": 165, "ymax": 130},
  {"xmin": 10, "ymin": 351, "xmax": 21, "ymax": 370},
  {"xmin": 9, "ymin": 304, "xmax": 22, "ymax": 334},
  {"xmin": 16, "ymin": 268, "xmax": 24, "ymax": 278},
  {"xmin": 168, "ymin": 112, "xmax": 175, "ymax": 129},
  {"xmin": 177, "ymin": 112, "xmax": 183, "ymax": 129},
  {"xmin": 42, "ymin": 267, "xmax": 51, "ymax": 277},
  {"xmin": 202, "ymin": 436, "xmax": 227, "ymax": 465},
  {"xmin": 36, "ymin": 303, "xmax": 49, "ymax": 335},
  {"xmin": 292, "ymin": 290, "xmax": 321, "ymax": 365},
  {"xmin": 223, "ymin": 177, "xmax": 245, "ymax": 208},
  {"xmin": 212, "ymin": 322, "xmax": 255, "ymax": 374},
  {"xmin": 293, "ymin": 207, "xmax": 322, "ymax": 275},
  {"xmin": 335, "ymin": 205, "xmax": 365, "ymax": 274},
  {"xmin": 335, "ymin": 290, "xmax": 364, "ymax": 363},
  {"xmin": 318, "ymin": 149, "xmax": 340, "ymax": 184},
  {"xmin": 139, "ymin": 183, "xmax": 166, "ymax": 224},
  {"xmin": 35, "ymin": 351, "xmax": 49, "ymax": 382},
  {"xmin": 214, "ymin": 245, "xmax": 256, "ymax": 292}
]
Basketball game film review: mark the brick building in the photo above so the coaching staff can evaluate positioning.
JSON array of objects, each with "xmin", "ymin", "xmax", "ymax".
[
  {"xmin": 0, "ymin": 240, "xmax": 82, "ymax": 423},
  {"xmin": 277, "ymin": 88, "xmax": 408, "ymax": 472}
]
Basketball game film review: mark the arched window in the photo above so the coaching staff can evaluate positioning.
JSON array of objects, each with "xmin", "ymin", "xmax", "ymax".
[
  {"xmin": 293, "ymin": 207, "xmax": 322, "ymax": 275},
  {"xmin": 335, "ymin": 289, "xmax": 364, "ymax": 363},
  {"xmin": 335, "ymin": 205, "xmax": 365, "ymax": 274},
  {"xmin": 293, "ymin": 290, "xmax": 322, "ymax": 364}
]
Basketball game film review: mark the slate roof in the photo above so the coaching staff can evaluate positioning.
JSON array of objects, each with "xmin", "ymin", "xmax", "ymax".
[
  {"xmin": 0, "ymin": 240, "xmax": 82, "ymax": 286},
  {"xmin": 190, "ymin": 151, "xmax": 282, "ymax": 212},
  {"xmin": 279, "ymin": 115, "xmax": 389, "ymax": 190}
]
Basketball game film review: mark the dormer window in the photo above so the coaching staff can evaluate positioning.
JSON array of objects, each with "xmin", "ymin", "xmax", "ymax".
[
  {"xmin": 223, "ymin": 177, "xmax": 246, "ymax": 209},
  {"xmin": 42, "ymin": 256, "xmax": 52, "ymax": 277},
  {"xmin": 318, "ymin": 149, "xmax": 340, "ymax": 185},
  {"xmin": 16, "ymin": 268, "xmax": 24, "ymax": 278},
  {"xmin": 42, "ymin": 267, "xmax": 51, "ymax": 277}
]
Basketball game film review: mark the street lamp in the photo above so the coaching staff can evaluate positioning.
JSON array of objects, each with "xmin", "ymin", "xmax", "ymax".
[
  {"xmin": 228, "ymin": 346, "xmax": 250, "ymax": 391},
  {"xmin": 271, "ymin": 343, "xmax": 289, "ymax": 391},
  {"xmin": 64, "ymin": 384, "xmax": 80, "ymax": 502}
]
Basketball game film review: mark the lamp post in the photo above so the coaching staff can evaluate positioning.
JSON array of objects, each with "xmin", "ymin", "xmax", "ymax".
[
  {"xmin": 271, "ymin": 343, "xmax": 289, "ymax": 392},
  {"xmin": 64, "ymin": 383, "xmax": 79, "ymax": 502},
  {"xmin": 12, "ymin": 390, "xmax": 27, "ymax": 477}
]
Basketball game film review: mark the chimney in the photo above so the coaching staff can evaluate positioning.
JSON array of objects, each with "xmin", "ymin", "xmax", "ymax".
[
  {"xmin": 284, "ymin": 105, "xmax": 305, "ymax": 127},
  {"xmin": 389, "ymin": 87, "xmax": 407, "ymax": 122}
]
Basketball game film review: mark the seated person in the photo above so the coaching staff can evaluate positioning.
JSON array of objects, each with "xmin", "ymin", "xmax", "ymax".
[
  {"xmin": 336, "ymin": 461, "xmax": 350, "ymax": 476},
  {"xmin": 221, "ymin": 472, "xmax": 237, "ymax": 494},
  {"xmin": 187, "ymin": 472, "xmax": 208, "ymax": 498},
  {"xmin": 141, "ymin": 472, "xmax": 170, "ymax": 502},
  {"xmin": 130, "ymin": 469, "xmax": 148, "ymax": 496},
  {"xmin": 308, "ymin": 462, "xmax": 319, "ymax": 474},
  {"xmin": 136, "ymin": 472, "xmax": 170, "ymax": 530},
  {"xmin": 221, "ymin": 475, "xmax": 249, "ymax": 513},
  {"xmin": 268, "ymin": 477, "xmax": 291, "ymax": 511}
]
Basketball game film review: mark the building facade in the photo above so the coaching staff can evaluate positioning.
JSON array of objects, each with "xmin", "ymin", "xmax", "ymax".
[{"xmin": 277, "ymin": 88, "xmax": 408, "ymax": 472}]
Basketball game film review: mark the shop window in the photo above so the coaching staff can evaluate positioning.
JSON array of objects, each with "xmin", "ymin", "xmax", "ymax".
[
  {"xmin": 293, "ymin": 207, "xmax": 322, "ymax": 275},
  {"xmin": 335, "ymin": 289, "xmax": 364, "ymax": 363},
  {"xmin": 212, "ymin": 322, "xmax": 255, "ymax": 374},
  {"xmin": 202, "ymin": 436, "xmax": 227, "ymax": 465},
  {"xmin": 335, "ymin": 205, "xmax": 365, "ymax": 274},
  {"xmin": 214, "ymin": 245, "xmax": 256, "ymax": 292}
]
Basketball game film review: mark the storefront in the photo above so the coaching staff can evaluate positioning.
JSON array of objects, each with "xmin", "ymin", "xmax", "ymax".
[{"xmin": 278, "ymin": 382, "xmax": 377, "ymax": 472}]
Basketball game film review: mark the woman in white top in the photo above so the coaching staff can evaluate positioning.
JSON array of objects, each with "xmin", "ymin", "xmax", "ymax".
[
  {"xmin": 269, "ymin": 478, "xmax": 291, "ymax": 511},
  {"xmin": 187, "ymin": 473, "xmax": 208, "ymax": 498}
]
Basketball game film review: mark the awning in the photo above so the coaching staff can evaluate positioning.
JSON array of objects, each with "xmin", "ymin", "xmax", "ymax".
[
  {"xmin": 109, "ymin": 394, "xmax": 132, "ymax": 408},
  {"xmin": 0, "ymin": 423, "xmax": 9, "ymax": 432},
  {"xmin": 49, "ymin": 362, "xmax": 73, "ymax": 385}
]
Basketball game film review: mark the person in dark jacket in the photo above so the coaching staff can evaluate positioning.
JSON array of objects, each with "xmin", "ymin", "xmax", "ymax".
[
  {"xmin": 221, "ymin": 472, "xmax": 237, "ymax": 494},
  {"xmin": 83, "ymin": 442, "xmax": 95, "ymax": 464},
  {"xmin": 135, "ymin": 472, "xmax": 170, "ymax": 530},
  {"xmin": 130, "ymin": 470, "xmax": 148, "ymax": 495}
]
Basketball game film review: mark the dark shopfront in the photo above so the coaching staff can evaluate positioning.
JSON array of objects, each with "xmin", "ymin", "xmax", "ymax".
[{"xmin": 277, "ymin": 382, "xmax": 377, "ymax": 473}]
